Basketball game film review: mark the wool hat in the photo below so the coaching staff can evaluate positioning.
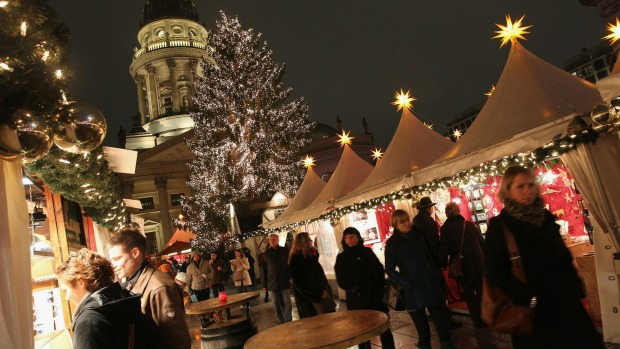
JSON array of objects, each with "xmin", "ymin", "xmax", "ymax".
[{"xmin": 416, "ymin": 196, "xmax": 436, "ymax": 209}]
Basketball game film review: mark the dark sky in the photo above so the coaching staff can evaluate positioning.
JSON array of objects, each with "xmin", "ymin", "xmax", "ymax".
[{"xmin": 48, "ymin": 1, "xmax": 606, "ymax": 149}]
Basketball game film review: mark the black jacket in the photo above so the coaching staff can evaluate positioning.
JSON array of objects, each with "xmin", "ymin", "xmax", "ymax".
[
  {"xmin": 289, "ymin": 250, "xmax": 329, "ymax": 318},
  {"xmin": 439, "ymin": 215, "xmax": 485, "ymax": 282},
  {"xmin": 335, "ymin": 245, "xmax": 387, "ymax": 312},
  {"xmin": 72, "ymin": 283, "xmax": 156, "ymax": 349},
  {"xmin": 413, "ymin": 209, "xmax": 440, "ymax": 265},
  {"xmin": 262, "ymin": 245, "xmax": 291, "ymax": 291}
]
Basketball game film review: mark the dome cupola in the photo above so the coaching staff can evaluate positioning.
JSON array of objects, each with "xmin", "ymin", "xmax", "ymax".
[{"xmin": 143, "ymin": 0, "xmax": 199, "ymax": 25}]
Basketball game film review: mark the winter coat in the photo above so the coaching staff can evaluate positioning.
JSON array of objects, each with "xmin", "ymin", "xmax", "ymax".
[
  {"xmin": 335, "ymin": 245, "xmax": 388, "ymax": 312},
  {"xmin": 262, "ymin": 245, "xmax": 291, "ymax": 291},
  {"xmin": 485, "ymin": 210, "xmax": 602, "ymax": 347},
  {"xmin": 207, "ymin": 258, "xmax": 228, "ymax": 285},
  {"xmin": 439, "ymin": 215, "xmax": 485, "ymax": 282},
  {"xmin": 186, "ymin": 259, "xmax": 213, "ymax": 291},
  {"xmin": 231, "ymin": 256, "xmax": 252, "ymax": 287},
  {"xmin": 71, "ymin": 282, "xmax": 154, "ymax": 349},
  {"xmin": 289, "ymin": 249, "xmax": 330, "ymax": 318},
  {"xmin": 385, "ymin": 227, "xmax": 446, "ymax": 309},
  {"xmin": 413, "ymin": 209, "xmax": 440, "ymax": 266},
  {"xmin": 129, "ymin": 264, "xmax": 191, "ymax": 349}
]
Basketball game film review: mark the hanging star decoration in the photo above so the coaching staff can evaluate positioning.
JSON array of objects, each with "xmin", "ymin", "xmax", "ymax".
[
  {"xmin": 452, "ymin": 129, "xmax": 462, "ymax": 140},
  {"xmin": 392, "ymin": 89, "xmax": 415, "ymax": 112},
  {"xmin": 603, "ymin": 17, "xmax": 620, "ymax": 45},
  {"xmin": 371, "ymin": 147, "xmax": 383, "ymax": 160},
  {"xmin": 337, "ymin": 130, "xmax": 353, "ymax": 146},
  {"xmin": 423, "ymin": 122, "xmax": 434, "ymax": 129},
  {"xmin": 484, "ymin": 85, "xmax": 495, "ymax": 97},
  {"xmin": 493, "ymin": 15, "xmax": 532, "ymax": 48},
  {"xmin": 302, "ymin": 155, "xmax": 315, "ymax": 168}
]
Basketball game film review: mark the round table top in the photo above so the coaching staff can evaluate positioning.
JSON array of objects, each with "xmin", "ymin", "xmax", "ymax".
[
  {"xmin": 185, "ymin": 291, "xmax": 260, "ymax": 315},
  {"xmin": 244, "ymin": 310, "xmax": 389, "ymax": 349}
]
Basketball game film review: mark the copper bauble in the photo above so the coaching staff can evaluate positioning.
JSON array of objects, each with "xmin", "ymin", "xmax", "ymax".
[{"xmin": 0, "ymin": 109, "xmax": 53, "ymax": 163}]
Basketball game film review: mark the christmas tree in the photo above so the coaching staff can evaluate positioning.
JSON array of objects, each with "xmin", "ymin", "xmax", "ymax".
[{"xmin": 185, "ymin": 11, "xmax": 313, "ymax": 252}]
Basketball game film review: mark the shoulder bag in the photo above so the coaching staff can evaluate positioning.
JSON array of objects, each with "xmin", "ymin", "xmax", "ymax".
[
  {"xmin": 481, "ymin": 221, "xmax": 534, "ymax": 336},
  {"xmin": 382, "ymin": 279, "xmax": 405, "ymax": 311},
  {"xmin": 312, "ymin": 286, "xmax": 336, "ymax": 314},
  {"xmin": 448, "ymin": 221, "xmax": 466, "ymax": 279}
]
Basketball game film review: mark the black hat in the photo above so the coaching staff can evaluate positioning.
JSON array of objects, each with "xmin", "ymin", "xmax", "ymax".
[{"xmin": 416, "ymin": 196, "xmax": 436, "ymax": 209}]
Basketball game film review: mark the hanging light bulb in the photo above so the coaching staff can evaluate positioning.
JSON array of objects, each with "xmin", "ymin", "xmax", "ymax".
[{"xmin": 20, "ymin": 21, "xmax": 27, "ymax": 37}]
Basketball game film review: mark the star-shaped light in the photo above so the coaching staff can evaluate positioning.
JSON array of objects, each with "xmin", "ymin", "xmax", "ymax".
[
  {"xmin": 484, "ymin": 85, "xmax": 495, "ymax": 97},
  {"xmin": 453, "ymin": 129, "xmax": 462, "ymax": 139},
  {"xmin": 302, "ymin": 155, "xmax": 315, "ymax": 168},
  {"xmin": 603, "ymin": 17, "xmax": 620, "ymax": 45},
  {"xmin": 337, "ymin": 130, "xmax": 353, "ymax": 146},
  {"xmin": 392, "ymin": 89, "xmax": 415, "ymax": 112},
  {"xmin": 493, "ymin": 15, "xmax": 531, "ymax": 48},
  {"xmin": 423, "ymin": 122, "xmax": 434, "ymax": 129},
  {"xmin": 371, "ymin": 147, "xmax": 383, "ymax": 160}
]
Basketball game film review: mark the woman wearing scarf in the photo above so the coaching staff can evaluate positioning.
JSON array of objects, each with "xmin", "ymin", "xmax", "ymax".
[
  {"xmin": 335, "ymin": 227, "xmax": 395, "ymax": 349},
  {"xmin": 484, "ymin": 165, "xmax": 603, "ymax": 348},
  {"xmin": 289, "ymin": 232, "xmax": 332, "ymax": 318}
]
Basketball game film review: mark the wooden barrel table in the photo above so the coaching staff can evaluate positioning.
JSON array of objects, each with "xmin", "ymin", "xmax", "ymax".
[
  {"xmin": 244, "ymin": 310, "xmax": 389, "ymax": 349},
  {"xmin": 186, "ymin": 291, "xmax": 260, "ymax": 349}
]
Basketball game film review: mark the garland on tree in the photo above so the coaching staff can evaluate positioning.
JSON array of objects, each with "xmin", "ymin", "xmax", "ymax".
[{"xmin": 184, "ymin": 11, "xmax": 313, "ymax": 252}]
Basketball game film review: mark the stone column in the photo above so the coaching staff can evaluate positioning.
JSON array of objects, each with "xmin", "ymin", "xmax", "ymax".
[
  {"xmin": 134, "ymin": 75, "xmax": 147, "ymax": 124},
  {"xmin": 188, "ymin": 58, "xmax": 199, "ymax": 109},
  {"xmin": 154, "ymin": 176, "xmax": 173, "ymax": 244},
  {"xmin": 145, "ymin": 63, "xmax": 160, "ymax": 119},
  {"xmin": 166, "ymin": 58, "xmax": 179, "ymax": 113}
]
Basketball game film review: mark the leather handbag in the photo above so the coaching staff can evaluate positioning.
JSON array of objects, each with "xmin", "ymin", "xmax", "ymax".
[
  {"xmin": 382, "ymin": 279, "xmax": 405, "ymax": 311},
  {"xmin": 312, "ymin": 287, "xmax": 336, "ymax": 314},
  {"xmin": 481, "ymin": 221, "xmax": 534, "ymax": 336},
  {"xmin": 448, "ymin": 221, "xmax": 466, "ymax": 280}
]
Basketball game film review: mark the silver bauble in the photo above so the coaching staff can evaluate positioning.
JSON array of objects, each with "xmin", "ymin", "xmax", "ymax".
[
  {"xmin": 53, "ymin": 101, "xmax": 107, "ymax": 154},
  {"xmin": 591, "ymin": 104, "xmax": 613, "ymax": 124},
  {"xmin": 0, "ymin": 109, "xmax": 53, "ymax": 163},
  {"xmin": 610, "ymin": 96, "xmax": 620, "ymax": 112}
]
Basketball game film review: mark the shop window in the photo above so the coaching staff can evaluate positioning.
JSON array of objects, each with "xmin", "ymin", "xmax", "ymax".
[
  {"xmin": 140, "ymin": 197, "xmax": 155, "ymax": 210},
  {"xmin": 171, "ymin": 193, "xmax": 184, "ymax": 207}
]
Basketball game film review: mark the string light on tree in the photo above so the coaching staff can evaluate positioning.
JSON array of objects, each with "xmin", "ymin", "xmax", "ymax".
[
  {"xmin": 493, "ymin": 15, "xmax": 531, "ymax": 48},
  {"xmin": 392, "ymin": 89, "xmax": 415, "ymax": 112}
]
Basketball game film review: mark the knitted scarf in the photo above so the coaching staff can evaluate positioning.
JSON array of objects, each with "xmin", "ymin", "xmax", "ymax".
[{"xmin": 502, "ymin": 196, "xmax": 547, "ymax": 228}]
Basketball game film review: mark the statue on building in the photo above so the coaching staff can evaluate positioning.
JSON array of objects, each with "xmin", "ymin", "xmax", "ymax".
[
  {"xmin": 117, "ymin": 126, "xmax": 127, "ymax": 148},
  {"xmin": 336, "ymin": 115, "xmax": 342, "ymax": 131},
  {"xmin": 130, "ymin": 112, "xmax": 146, "ymax": 133}
]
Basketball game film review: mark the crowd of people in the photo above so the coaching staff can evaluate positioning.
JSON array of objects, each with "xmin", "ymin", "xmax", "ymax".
[{"xmin": 56, "ymin": 165, "xmax": 602, "ymax": 349}]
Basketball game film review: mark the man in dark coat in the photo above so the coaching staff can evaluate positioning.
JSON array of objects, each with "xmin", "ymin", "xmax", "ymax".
[
  {"xmin": 108, "ymin": 228, "xmax": 191, "ymax": 349},
  {"xmin": 335, "ymin": 227, "xmax": 395, "ymax": 349},
  {"xmin": 262, "ymin": 234, "xmax": 292, "ymax": 323},
  {"xmin": 439, "ymin": 202, "xmax": 485, "ymax": 327}
]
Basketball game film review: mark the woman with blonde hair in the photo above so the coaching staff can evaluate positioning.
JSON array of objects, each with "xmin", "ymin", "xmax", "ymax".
[
  {"xmin": 288, "ymin": 232, "xmax": 333, "ymax": 318},
  {"xmin": 385, "ymin": 209, "xmax": 454, "ymax": 349},
  {"xmin": 485, "ymin": 165, "xmax": 603, "ymax": 348},
  {"xmin": 56, "ymin": 248, "xmax": 149, "ymax": 349}
]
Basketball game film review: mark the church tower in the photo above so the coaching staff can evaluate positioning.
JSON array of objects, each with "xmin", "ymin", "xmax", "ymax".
[{"xmin": 126, "ymin": 0, "xmax": 213, "ymax": 149}]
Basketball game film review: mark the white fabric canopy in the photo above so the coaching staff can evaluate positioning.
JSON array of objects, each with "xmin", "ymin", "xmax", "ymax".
[
  {"xmin": 263, "ymin": 167, "xmax": 326, "ymax": 229},
  {"xmin": 415, "ymin": 42, "xmax": 602, "ymax": 184},
  {"xmin": 336, "ymin": 109, "xmax": 453, "ymax": 207},
  {"xmin": 278, "ymin": 145, "xmax": 374, "ymax": 228}
]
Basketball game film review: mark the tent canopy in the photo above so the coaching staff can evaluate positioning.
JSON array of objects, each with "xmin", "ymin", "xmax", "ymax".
[
  {"xmin": 415, "ymin": 42, "xmax": 602, "ymax": 184},
  {"xmin": 157, "ymin": 227, "xmax": 196, "ymax": 256},
  {"xmin": 337, "ymin": 108, "xmax": 453, "ymax": 206}
]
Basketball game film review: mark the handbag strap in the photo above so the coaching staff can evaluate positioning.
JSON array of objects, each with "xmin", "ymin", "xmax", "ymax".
[
  {"xmin": 500, "ymin": 221, "xmax": 528, "ymax": 285},
  {"xmin": 457, "ymin": 221, "xmax": 466, "ymax": 255}
]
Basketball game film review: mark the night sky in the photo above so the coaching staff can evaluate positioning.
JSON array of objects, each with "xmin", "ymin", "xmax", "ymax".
[{"xmin": 48, "ymin": 1, "xmax": 607, "ymax": 149}]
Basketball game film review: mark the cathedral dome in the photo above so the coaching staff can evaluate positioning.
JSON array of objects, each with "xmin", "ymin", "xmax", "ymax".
[{"xmin": 143, "ymin": 0, "xmax": 200, "ymax": 25}]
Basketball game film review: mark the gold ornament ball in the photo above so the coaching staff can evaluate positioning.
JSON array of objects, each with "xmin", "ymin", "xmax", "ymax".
[
  {"xmin": 0, "ymin": 109, "xmax": 53, "ymax": 163},
  {"xmin": 590, "ymin": 104, "xmax": 613, "ymax": 125},
  {"xmin": 610, "ymin": 96, "xmax": 620, "ymax": 112},
  {"xmin": 53, "ymin": 101, "xmax": 107, "ymax": 154},
  {"xmin": 592, "ymin": 122, "xmax": 610, "ymax": 133}
]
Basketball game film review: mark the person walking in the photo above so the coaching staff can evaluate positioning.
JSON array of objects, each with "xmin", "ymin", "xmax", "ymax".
[
  {"xmin": 207, "ymin": 251, "xmax": 228, "ymax": 299},
  {"xmin": 230, "ymin": 249, "xmax": 252, "ymax": 293},
  {"xmin": 186, "ymin": 250, "xmax": 213, "ymax": 302},
  {"xmin": 386, "ymin": 209, "xmax": 455, "ymax": 349},
  {"xmin": 485, "ymin": 165, "xmax": 604, "ymax": 348},
  {"xmin": 335, "ymin": 227, "xmax": 395, "ymax": 349},
  {"xmin": 439, "ymin": 202, "xmax": 486, "ymax": 328},
  {"xmin": 262, "ymin": 234, "xmax": 292, "ymax": 323},
  {"xmin": 56, "ymin": 248, "xmax": 153, "ymax": 349},
  {"xmin": 108, "ymin": 228, "xmax": 190, "ymax": 349},
  {"xmin": 289, "ymin": 232, "xmax": 333, "ymax": 318}
]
